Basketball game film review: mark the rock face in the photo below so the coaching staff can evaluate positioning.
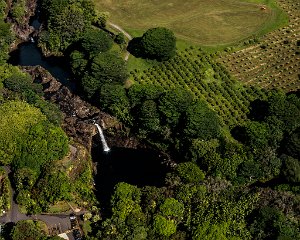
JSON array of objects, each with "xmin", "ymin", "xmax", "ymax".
[
  {"xmin": 21, "ymin": 66, "xmax": 140, "ymax": 151},
  {"xmin": 7, "ymin": 0, "xmax": 38, "ymax": 46}
]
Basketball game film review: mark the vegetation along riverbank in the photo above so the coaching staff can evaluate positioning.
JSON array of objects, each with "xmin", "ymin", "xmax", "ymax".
[{"xmin": 0, "ymin": 0, "xmax": 299, "ymax": 239}]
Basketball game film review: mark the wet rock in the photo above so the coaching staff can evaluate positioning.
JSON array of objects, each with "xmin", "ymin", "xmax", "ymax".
[
  {"xmin": 7, "ymin": 0, "xmax": 37, "ymax": 44},
  {"xmin": 21, "ymin": 66, "xmax": 138, "ymax": 151}
]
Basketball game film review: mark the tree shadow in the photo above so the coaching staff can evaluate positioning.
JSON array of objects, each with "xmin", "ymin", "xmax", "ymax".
[
  {"xmin": 127, "ymin": 37, "xmax": 144, "ymax": 58},
  {"xmin": 248, "ymin": 99, "xmax": 269, "ymax": 121}
]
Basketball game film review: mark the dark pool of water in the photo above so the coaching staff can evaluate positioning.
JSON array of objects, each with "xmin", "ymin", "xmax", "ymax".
[
  {"xmin": 9, "ymin": 42, "xmax": 75, "ymax": 90},
  {"xmin": 92, "ymin": 136, "xmax": 167, "ymax": 206}
]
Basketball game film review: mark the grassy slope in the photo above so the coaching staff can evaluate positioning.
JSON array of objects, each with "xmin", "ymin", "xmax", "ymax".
[{"xmin": 94, "ymin": 0, "xmax": 287, "ymax": 47}]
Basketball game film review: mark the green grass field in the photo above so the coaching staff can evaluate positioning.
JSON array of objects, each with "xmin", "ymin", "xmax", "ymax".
[{"xmin": 94, "ymin": 0, "xmax": 287, "ymax": 46}]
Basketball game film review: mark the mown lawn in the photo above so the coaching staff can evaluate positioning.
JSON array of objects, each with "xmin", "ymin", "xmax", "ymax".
[{"xmin": 94, "ymin": 0, "xmax": 287, "ymax": 46}]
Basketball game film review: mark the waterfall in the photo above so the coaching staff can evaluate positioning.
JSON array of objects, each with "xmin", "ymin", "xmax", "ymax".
[{"xmin": 95, "ymin": 123, "xmax": 110, "ymax": 152}]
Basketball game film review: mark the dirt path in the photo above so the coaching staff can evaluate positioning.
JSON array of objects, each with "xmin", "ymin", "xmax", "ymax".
[{"xmin": 107, "ymin": 22, "xmax": 132, "ymax": 61}]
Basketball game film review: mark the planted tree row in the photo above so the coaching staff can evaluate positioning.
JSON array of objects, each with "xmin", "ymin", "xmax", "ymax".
[
  {"xmin": 219, "ymin": 0, "xmax": 300, "ymax": 92},
  {"xmin": 130, "ymin": 47, "xmax": 267, "ymax": 127}
]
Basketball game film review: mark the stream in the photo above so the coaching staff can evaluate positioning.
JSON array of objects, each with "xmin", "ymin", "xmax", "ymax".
[{"xmin": 8, "ymin": 5, "xmax": 168, "ymax": 209}]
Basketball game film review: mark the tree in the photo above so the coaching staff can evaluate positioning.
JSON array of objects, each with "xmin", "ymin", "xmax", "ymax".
[
  {"xmin": 248, "ymin": 207, "xmax": 300, "ymax": 240},
  {"xmin": 11, "ymin": 0, "xmax": 26, "ymax": 25},
  {"xmin": 90, "ymin": 51, "xmax": 127, "ymax": 84},
  {"xmin": 0, "ymin": 21, "xmax": 14, "ymax": 64},
  {"xmin": 13, "ymin": 168, "xmax": 37, "ymax": 192},
  {"xmin": 159, "ymin": 198, "xmax": 184, "ymax": 221},
  {"xmin": 115, "ymin": 32, "xmax": 126, "ymax": 45},
  {"xmin": 41, "ymin": 0, "xmax": 95, "ymax": 52},
  {"xmin": 138, "ymin": 100, "xmax": 161, "ymax": 134},
  {"xmin": 99, "ymin": 84, "xmax": 131, "ymax": 124},
  {"xmin": 93, "ymin": 10, "xmax": 109, "ymax": 28},
  {"xmin": 33, "ymin": 170, "xmax": 71, "ymax": 210},
  {"xmin": 158, "ymin": 88, "xmax": 193, "ymax": 126},
  {"xmin": 176, "ymin": 162, "xmax": 205, "ymax": 183},
  {"xmin": 266, "ymin": 91, "xmax": 300, "ymax": 134},
  {"xmin": 153, "ymin": 215, "xmax": 177, "ymax": 237},
  {"xmin": 0, "ymin": 101, "xmax": 46, "ymax": 165},
  {"xmin": 70, "ymin": 50, "xmax": 88, "ymax": 76},
  {"xmin": 82, "ymin": 51, "xmax": 127, "ymax": 98},
  {"xmin": 4, "ymin": 73, "xmax": 43, "ymax": 95},
  {"xmin": 0, "ymin": 0, "xmax": 7, "ymax": 19},
  {"xmin": 12, "ymin": 121, "xmax": 69, "ymax": 173},
  {"xmin": 140, "ymin": 27, "xmax": 176, "ymax": 61},
  {"xmin": 285, "ymin": 127, "xmax": 300, "ymax": 159},
  {"xmin": 81, "ymin": 28, "xmax": 113, "ymax": 57},
  {"xmin": 281, "ymin": 155, "xmax": 300, "ymax": 183},
  {"xmin": 183, "ymin": 100, "xmax": 221, "ymax": 140},
  {"xmin": 243, "ymin": 121, "xmax": 270, "ymax": 151},
  {"xmin": 128, "ymin": 84, "xmax": 163, "ymax": 108},
  {"xmin": 11, "ymin": 220, "xmax": 45, "ymax": 240}
]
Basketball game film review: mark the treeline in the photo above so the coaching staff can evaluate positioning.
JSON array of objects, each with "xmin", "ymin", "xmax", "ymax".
[
  {"xmin": 0, "ymin": 0, "xmax": 95, "ymax": 215},
  {"xmin": 37, "ymin": 0, "xmax": 300, "ymax": 239}
]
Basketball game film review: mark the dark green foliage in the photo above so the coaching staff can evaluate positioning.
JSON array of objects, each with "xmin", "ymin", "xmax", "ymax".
[
  {"xmin": 81, "ymin": 28, "xmax": 113, "ymax": 57},
  {"xmin": 13, "ymin": 168, "xmax": 37, "ymax": 192},
  {"xmin": 4, "ymin": 73, "xmax": 43, "ymax": 95},
  {"xmin": 138, "ymin": 100, "xmax": 161, "ymax": 134},
  {"xmin": 70, "ymin": 50, "xmax": 88, "ymax": 76},
  {"xmin": 128, "ymin": 84, "xmax": 164, "ymax": 107},
  {"xmin": 90, "ymin": 51, "xmax": 127, "ymax": 84},
  {"xmin": 12, "ymin": 121, "xmax": 69, "ymax": 173},
  {"xmin": 159, "ymin": 198, "xmax": 184, "ymax": 220},
  {"xmin": 243, "ymin": 121, "xmax": 270, "ymax": 151},
  {"xmin": 158, "ymin": 88, "xmax": 193, "ymax": 125},
  {"xmin": 184, "ymin": 100, "xmax": 221, "ymax": 140},
  {"xmin": 0, "ymin": 21, "xmax": 14, "ymax": 64},
  {"xmin": 40, "ymin": 0, "xmax": 95, "ymax": 52},
  {"xmin": 11, "ymin": 220, "xmax": 45, "ymax": 240},
  {"xmin": 285, "ymin": 127, "xmax": 300, "ymax": 159},
  {"xmin": 82, "ymin": 51, "xmax": 127, "ymax": 98},
  {"xmin": 33, "ymin": 170, "xmax": 71, "ymax": 209},
  {"xmin": 11, "ymin": 0, "xmax": 26, "ymax": 25},
  {"xmin": 248, "ymin": 207, "xmax": 300, "ymax": 240},
  {"xmin": 281, "ymin": 155, "xmax": 300, "ymax": 183},
  {"xmin": 99, "ymin": 84, "xmax": 131, "ymax": 124},
  {"xmin": 176, "ymin": 162, "xmax": 205, "ymax": 183},
  {"xmin": 153, "ymin": 215, "xmax": 177, "ymax": 237},
  {"xmin": 81, "ymin": 75, "xmax": 101, "ymax": 99},
  {"xmin": 266, "ymin": 91, "xmax": 300, "ymax": 134},
  {"xmin": 140, "ymin": 27, "xmax": 176, "ymax": 61},
  {"xmin": 115, "ymin": 32, "xmax": 126, "ymax": 45},
  {"xmin": 237, "ymin": 161, "xmax": 264, "ymax": 182},
  {"xmin": 31, "ymin": 98, "xmax": 64, "ymax": 126}
]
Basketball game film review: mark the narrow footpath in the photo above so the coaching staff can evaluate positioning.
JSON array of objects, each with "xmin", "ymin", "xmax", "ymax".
[{"xmin": 107, "ymin": 22, "xmax": 133, "ymax": 61}]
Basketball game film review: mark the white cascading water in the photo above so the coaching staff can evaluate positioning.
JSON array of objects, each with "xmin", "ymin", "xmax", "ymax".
[{"xmin": 94, "ymin": 123, "xmax": 110, "ymax": 152}]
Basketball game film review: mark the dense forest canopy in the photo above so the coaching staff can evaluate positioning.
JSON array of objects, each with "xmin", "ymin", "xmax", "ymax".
[{"xmin": 0, "ymin": 0, "xmax": 299, "ymax": 239}]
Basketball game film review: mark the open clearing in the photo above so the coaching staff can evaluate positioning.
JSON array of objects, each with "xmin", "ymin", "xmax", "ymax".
[
  {"xmin": 94, "ymin": 0, "xmax": 286, "ymax": 45},
  {"xmin": 219, "ymin": 0, "xmax": 300, "ymax": 92}
]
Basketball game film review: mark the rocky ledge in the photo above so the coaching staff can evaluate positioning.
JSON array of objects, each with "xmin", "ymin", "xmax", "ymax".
[
  {"xmin": 7, "ymin": 0, "xmax": 38, "ymax": 48},
  {"xmin": 21, "ymin": 66, "xmax": 140, "ymax": 151}
]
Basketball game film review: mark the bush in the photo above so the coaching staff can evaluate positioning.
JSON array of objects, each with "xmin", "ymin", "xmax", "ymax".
[
  {"xmin": 184, "ymin": 100, "xmax": 221, "ymax": 140},
  {"xmin": 0, "ymin": 101, "xmax": 46, "ymax": 165},
  {"xmin": 4, "ymin": 73, "xmax": 42, "ymax": 95},
  {"xmin": 129, "ymin": 27, "xmax": 176, "ymax": 61},
  {"xmin": 176, "ymin": 162, "xmax": 205, "ymax": 183},
  {"xmin": 81, "ymin": 28, "xmax": 113, "ymax": 57},
  {"xmin": 12, "ymin": 121, "xmax": 69, "ymax": 173}
]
